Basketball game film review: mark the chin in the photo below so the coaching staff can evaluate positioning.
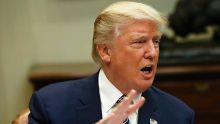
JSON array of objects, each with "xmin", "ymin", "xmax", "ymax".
[{"xmin": 135, "ymin": 81, "xmax": 153, "ymax": 93}]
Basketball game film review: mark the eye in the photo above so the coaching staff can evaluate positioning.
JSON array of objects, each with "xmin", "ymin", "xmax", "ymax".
[
  {"xmin": 131, "ymin": 40, "xmax": 146, "ymax": 48},
  {"xmin": 153, "ymin": 39, "xmax": 160, "ymax": 48},
  {"xmin": 135, "ymin": 40, "xmax": 145, "ymax": 44}
]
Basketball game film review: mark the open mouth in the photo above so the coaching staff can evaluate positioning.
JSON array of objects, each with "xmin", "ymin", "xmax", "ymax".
[{"xmin": 141, "ymin": 65, "xmax": 153, "ymax": 73}]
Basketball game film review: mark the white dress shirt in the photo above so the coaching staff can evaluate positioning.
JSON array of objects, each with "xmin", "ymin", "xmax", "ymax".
[{"xmin": 98, "ymin": 69, "xmax": 141, "ymax": 124}]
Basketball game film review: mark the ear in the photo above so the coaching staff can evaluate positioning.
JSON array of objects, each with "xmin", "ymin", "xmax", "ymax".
[{"xmin": 96, "ymin": 44, "xmax": 111, "ymax": 63}]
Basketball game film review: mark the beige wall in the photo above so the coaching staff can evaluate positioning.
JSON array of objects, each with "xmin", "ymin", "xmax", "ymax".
[
  {"xmin": 0, "ymin": 0, "xmax": 34, "ymax": 123},
  {"xmin": 0, "ymin": 0, "xmax": 176, "ymax": 123},
  {"xmin": 28, "ymin": 0, "xmax": 177, "ymax": 64}
]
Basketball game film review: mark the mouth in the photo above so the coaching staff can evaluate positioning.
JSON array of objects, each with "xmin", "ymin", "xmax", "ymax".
[
  {"xmin": 140, "ymin": 64, "xmax": 154, "ymax": 79},
  {"xmin": 140, "ymin": 65, "xmax": 153, "ymax": 74}
]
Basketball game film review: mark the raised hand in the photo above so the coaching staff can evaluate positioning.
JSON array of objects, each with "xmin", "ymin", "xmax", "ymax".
[{"xmin": 96, "ymin": 89, "xmax": 145, "ymax": 124}]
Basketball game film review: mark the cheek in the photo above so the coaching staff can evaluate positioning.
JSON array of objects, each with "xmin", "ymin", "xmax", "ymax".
[
  {"xmin": 151, "ymin": 47, "xmax": 159, "ymax": 59},
  {"xmin": 112, "ymin": 52, "xmax": 138, "ymax": 72},
  {"xmin": 124, "ymin": 50, "xmax": 143, "ymax": 64},
  {"xmin": 110, "ymin": 44, "xmax": 146, "ymax": 67},
  {"xmin": 155, "ymin": 49, "xmax": 159, "ymax": 60}
]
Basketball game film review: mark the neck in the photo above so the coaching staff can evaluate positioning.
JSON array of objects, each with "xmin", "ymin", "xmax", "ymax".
[{"xmin": 101, "ymin": 67, "xmax": 131, "ymax": 95}]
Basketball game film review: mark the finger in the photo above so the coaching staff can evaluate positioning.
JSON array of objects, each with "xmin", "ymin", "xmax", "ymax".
[
  {"xmin": 112, "ymin": 89, "xmax": 140, "ymax": 117},
  {"xmin": 125, "ymin": 97, "xmax": 145, "ymax": 115},
  {"xmin": 110, "ymin": 89, "xmax": 138, "ymax": 120},
  {"xmin": 97, "ymin": 89, "xmax": 144, "ymax": 124},
  {"xmin": 126, "ymin": 89, "xmax": 138, "ymax": 103},
  {"xmin": 95, "ymin": 113, "xmax": 115, "ymax": 124},
  {"xmin": 118, "ymin": 89, "xmax": 137, "ymax": 110},
  {"xmin": 116, "ymin": 89, "xmax": 138, "ymax": 112}
]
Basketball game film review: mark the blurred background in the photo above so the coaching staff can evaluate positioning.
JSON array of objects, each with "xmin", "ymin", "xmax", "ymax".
[{"xmin": 0, "ymin": 0, "xmax": 219, "ymax": 124}]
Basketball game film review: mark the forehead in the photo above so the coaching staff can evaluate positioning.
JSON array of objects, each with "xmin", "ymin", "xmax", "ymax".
[{"xmin": 117, "ymin": 19, "xmax": 161, "ymax": 37}]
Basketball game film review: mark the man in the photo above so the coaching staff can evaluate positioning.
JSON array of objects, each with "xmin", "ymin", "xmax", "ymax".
[{"xmin": 29, "ymin": 1, "xmax": 195, "ymax": 124}]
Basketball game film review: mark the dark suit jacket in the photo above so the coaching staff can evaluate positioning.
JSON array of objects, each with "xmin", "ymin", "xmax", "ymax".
[{"xmin": 29, "ymin": 72, "xmax": 195, "ymax": 124}]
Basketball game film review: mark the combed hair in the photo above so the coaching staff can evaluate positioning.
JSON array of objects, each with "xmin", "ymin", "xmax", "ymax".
[{"xmin": 92, "ymin": 1, "xmax": 167, "ymax": 65}]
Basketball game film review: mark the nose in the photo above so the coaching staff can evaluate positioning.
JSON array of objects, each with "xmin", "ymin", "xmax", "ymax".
[{"xmin": 143, "ymin": 41, "xmax": 157, "ymax": 59}]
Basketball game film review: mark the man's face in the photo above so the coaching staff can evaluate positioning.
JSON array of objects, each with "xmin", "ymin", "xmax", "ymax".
[{"xmin": 107, "ymin": 20, "xmax": 161, "ymax": 94}]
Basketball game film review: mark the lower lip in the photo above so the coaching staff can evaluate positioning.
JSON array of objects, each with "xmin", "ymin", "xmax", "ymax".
[{"xmin": 140, "ymin": 70, "xmax": 153, "ymax": 79}]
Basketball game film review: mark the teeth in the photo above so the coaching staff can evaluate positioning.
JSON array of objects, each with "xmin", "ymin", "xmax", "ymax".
[{"xmin": 141, "ymin": 66, "xmax": 152, "ymax": 73}]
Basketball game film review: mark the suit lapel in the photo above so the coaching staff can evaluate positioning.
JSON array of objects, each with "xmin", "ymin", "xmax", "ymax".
[
  {"xmin": 138, "ymin": 87, "xmax": 160, "ymax": 124},
  {"xmin": 75, "ymin": 72, "xmax": 102, "ymax": 124}
]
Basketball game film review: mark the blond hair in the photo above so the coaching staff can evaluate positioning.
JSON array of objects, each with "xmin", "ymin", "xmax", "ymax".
[{"xmin": 92, "ymin": 1, "xmax": 167, "ymax": 65}]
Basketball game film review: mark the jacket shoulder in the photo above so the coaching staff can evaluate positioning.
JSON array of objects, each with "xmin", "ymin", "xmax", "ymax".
[
  {"xmin": 38, "ymin": 73, "xmax": 97, "ymax": 93},
  {"xmin": 28, "ymin": 73, "xmax": 100, "ymax": 124},
  {"xmin": 33, "ymin": 73, "xmax": 98, "ymax": 104},
  {"xmin": 150, "ymin": 86, "xmax": 194, "ymax": 115}
]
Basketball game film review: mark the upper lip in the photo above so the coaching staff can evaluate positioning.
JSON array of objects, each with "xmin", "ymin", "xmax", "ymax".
[{"xmin": 140, "ymin": 64, "xmax": 154, "ymax": 72}]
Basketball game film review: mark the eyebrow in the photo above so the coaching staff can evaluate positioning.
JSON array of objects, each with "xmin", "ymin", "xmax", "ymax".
[
  {"xmin": 130, "ymin": 33, "xmax": 162, "ymax": 40},
  {"xmin": 130, "ymin": 33, "xmax": 148, "ymax": 40}
]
